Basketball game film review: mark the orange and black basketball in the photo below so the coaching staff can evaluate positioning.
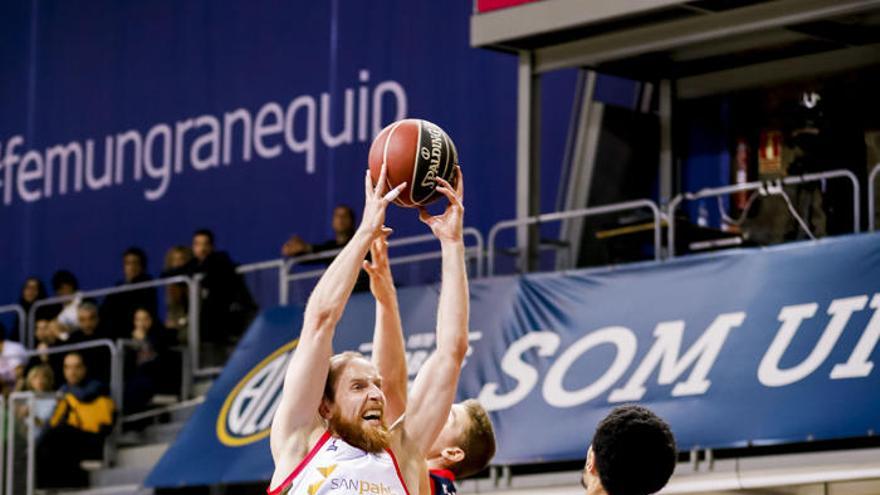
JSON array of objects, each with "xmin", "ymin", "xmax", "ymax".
[{"xmin": 368, "ymin": 119, "xmax": 459, "ymax": 207}]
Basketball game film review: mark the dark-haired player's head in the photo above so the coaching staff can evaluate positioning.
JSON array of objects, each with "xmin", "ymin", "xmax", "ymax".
[
  {"xmin": 425, "ymin": 399, "xmax": 496, "ymax": 478},
  {"xmin": 581, "ymin": 405, "xmax": 676, "ymax": 495}
]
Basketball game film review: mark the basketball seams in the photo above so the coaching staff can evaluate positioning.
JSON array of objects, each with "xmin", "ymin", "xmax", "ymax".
[
  {"xmin": 441, "ymin": 130, "xmax": 452, "ymax": 185},
  {"xmin": 383, "ymin": 120, "xmax": 406, "ymax": 206},
  {"xmin": 409, "ymin": 120, "xmax": 423, "ymax": 205}
]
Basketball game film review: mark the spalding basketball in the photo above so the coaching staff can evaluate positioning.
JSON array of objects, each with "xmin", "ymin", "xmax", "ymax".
[{"xmin": 368, "ymin": 119, "xmax": 459, "ymax": 207}]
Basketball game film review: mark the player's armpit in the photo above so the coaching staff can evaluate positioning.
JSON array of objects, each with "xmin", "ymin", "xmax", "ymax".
[
  {"xmin": 269, "ymin": 329, "xmax": 333, "ymax": 463},
  {"xmin": 268, "ymin": 420, "xmax": 324, "ymax": 491}
]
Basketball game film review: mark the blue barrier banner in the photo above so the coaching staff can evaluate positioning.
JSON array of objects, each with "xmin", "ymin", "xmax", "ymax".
[{"xmin": 147, "ymin": 234, "xmax": 880, "ymax": 486}]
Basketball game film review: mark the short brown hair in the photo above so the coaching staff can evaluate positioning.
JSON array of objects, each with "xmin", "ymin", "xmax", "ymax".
[
  {"xmin": 323, "ymin": 351, "xmax": 366, "ymax": 402},
  {"xmin": 451, "ymin": 399, "xmax": 496, "ymax": 478}
]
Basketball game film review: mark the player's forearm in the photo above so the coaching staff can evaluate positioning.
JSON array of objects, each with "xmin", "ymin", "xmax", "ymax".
[
  {"xmin": 435, "ymin": 240, "xmax": 469, "ymax": 362},
  {"xmin": 304, "ymin": 229, "xmax": 373, "ymax": 329},
  {"xmin": 372, "ymin": 298, "xmax": 408, "ymax": 418}
]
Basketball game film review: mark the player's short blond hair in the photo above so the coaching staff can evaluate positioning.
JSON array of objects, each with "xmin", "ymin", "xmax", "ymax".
[{"xmin": 452, "ymin": 399, "xmax": 496, "ymax": 478}]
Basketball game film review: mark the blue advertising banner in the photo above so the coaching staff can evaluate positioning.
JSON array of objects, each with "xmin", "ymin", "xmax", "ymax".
[
  {"xmin": 0, "ymin": 0, "xmax": 584, "ymax": 306},
  {"xmin": 147, "ymin": 234, "xmax": 880, "ymax": 487}
]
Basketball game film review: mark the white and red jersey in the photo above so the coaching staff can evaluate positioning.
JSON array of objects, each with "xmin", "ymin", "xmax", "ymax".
[{"xmin": 268, "ymin": 431, "xmax": 411, "ymax": 495}]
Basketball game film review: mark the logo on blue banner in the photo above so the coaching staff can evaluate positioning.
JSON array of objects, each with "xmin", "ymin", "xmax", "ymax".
[{"xmin": 217, "ymin": 339, "xmax": 299, "ymax": 447}]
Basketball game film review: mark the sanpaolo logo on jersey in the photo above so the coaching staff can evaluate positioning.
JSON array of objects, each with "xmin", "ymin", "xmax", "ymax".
[{"xmin": 216, "ymin": 339, "xmax": 299, "ymax": 446}]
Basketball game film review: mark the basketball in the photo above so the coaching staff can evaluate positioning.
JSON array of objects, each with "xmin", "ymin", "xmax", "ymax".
[{"xmin": 368, "ymin": 118, "xmax": 459, "ymax": 207}]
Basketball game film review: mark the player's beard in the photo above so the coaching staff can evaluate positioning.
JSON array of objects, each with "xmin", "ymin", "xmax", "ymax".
[{"xmin": 329, "ymin": 409, "xmax": 391, "ymax": 454}]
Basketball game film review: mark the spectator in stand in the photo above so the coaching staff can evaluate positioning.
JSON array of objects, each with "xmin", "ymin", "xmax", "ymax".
[
  {"xmin": 69, "ymin": 302, "xmax": 110, "ymax": 383},
  {"xmin": 47, "ymin": 318, "xmax": 71, "ymax": 343},
  {"xmin": 124, "ymin": 308, "xmax": 174, "ymax": 414},
  {"xmin": 14, "ymin": 277, "xmax": 49, "ymax": 340},
  {"xmin": 69, "ymin": 301, "xmax": 105, "ymax": 343},
  {"xmin": 281, "ymin": 204, "xmax": 357, "ymax": 257},
  {"xmin": 36, "ymin": 352, "xmax": 114, "ymax": 489},
  {"xmin": 49, "ymin": 270, "xmax": 82, "ymax": 329},
  {"xmin": 23, "ymin": 365, "xmax": 57, "ymax": 436},
  {"xmin": 162, "ymin": 245, "xmax": 193, "ymax": 343},
  {"xmin": 100, "ymin": 247, "xmax": 159, "ymax": 339},
  {"xmin": 184, "ymin": 229, "xmax": 257, "ymax": 363},
  {"xmin": 29, "ymin": 319, "xmax": 65, "ymax": 383},
  {"xmin": 280, "ymin": 204, "xmax": 369, "ymax": 291},
  {"xmin": 0, "ymin": 331, "xmax": 27, "ymax": 394},
  {"xmin": 11, "ymin": 365, "xmax": 58, "ymax": 495}
]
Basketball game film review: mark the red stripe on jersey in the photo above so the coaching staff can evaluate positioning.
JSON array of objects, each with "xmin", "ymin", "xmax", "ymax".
[
  {"xmin": 385, "ymin": 447, "xmax": 412, "ymax": 495},
  {"xmin": 267, "ymin": 430, "xmax": 332, "ymax": 495}
]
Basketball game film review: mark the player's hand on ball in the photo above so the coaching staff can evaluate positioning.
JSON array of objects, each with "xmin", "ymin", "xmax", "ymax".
[
  {"xmin": 360, "ymin": 161, "xmax": 406, "ymax": 238},
  {"xmin": 362, "ymin": 227, "xmax": 396, "ymax": 305},
  {"xmin": 419, "ymin": 166, "xmax": 464, "ymax": 244}
]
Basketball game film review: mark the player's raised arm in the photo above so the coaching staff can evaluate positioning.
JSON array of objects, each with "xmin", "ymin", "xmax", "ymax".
[
  {"xmin": 269, "ymin": 164, "xmax": 405, "ymax": 463},
  {"xmin": 363, "ymin": 233, "xmax": 408, "ymax": 423},
  {"xmin": 403, "ymin": 167, "xmax": 470, "ymax": 455}
]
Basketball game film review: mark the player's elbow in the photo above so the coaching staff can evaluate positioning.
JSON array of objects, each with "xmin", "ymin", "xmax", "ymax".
[
  {"xmin": 303, "ymin": 304, "xmax": 340, "ymax": 334},
  {"xmin": 440, "ymin": 332, "xmax": 469, "ymax": 364}
]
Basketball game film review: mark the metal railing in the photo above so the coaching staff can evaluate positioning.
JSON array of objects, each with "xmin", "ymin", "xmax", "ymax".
[
  {"xmin": 236, "ymin": 258, "xmax": 289, "ymax": 307},
  {"xmin": 26, "ymin": 275, "xmax": 199, "ymax": 350},
  {"xmin": 117, "ymin": 339, "xmax": 192, "ymax": 406},
  {"xmin": 487, "ymin": 199, "xmax": 662, "ymax": 276},
  {"xmin": 120, "ymin": 396, "xmax": 205, "ymax": 426},
  {"xmin": 282, "ymin": 228, "xmax": 485, "ymax": 304},
  {"xmin": 6, "ymin": 391, "xmax": 36, "ymax": 495},
  {"xmin": 0, "ymin": 305, "xmax": 25, "ymax": 344},
  {"xmin": 667, "ymin": 169, "xmax": 861, "ymax": 257},
  {"xmin": 0, "ymin": 395, "xmax": 4, "ymax": 494},
  {"xmin": 869, "ymin": 163, "xmax": 880, "ymax": 232}
]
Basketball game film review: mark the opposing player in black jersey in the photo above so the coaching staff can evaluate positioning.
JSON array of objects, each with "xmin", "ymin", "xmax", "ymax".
[{"xmin": 580, "ymin": 405, "xmax": 676, "ymax": 495}]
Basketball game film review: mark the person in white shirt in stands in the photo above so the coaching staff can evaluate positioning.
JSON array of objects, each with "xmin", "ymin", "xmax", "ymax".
[
  {"xmin": 0, "ymin": 330, "xmax": 27, "ymax": 394},
  {"xmin": 50, "ymin": 270, "xmax": 82, "ymax": 330}
]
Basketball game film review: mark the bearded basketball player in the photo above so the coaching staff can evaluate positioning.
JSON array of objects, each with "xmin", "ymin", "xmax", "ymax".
[
  {"xmin": 362, "ymin": 178, "xmax": 496, "ymax": 495},
  {"xmin": 268, "ymin": 164, "xmax": 469, "ymax": 495}
]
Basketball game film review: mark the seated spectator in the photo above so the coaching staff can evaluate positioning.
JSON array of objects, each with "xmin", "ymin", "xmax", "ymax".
[
  {"xmin": 281, "ymin": 204, "xmax": 369, "ymax": 291},
  {"xmin": 28, "ymin": 319, "xmax": 65, "ymax": 389},
  {"xmin": 100, "ymin": 247, "xmax": 158, "ymax": 339},
  {"xmin": 68, "ymin": 302, "xmax": 110, "ymax": 383},
  {"xmin": 124, "ymin": 308, "xmax": 175, "ymax": 414},
  {"xmin": 48, "ymin": 270, "xmax": 82, "ymax": 329},
  {"xmin": 281, "ymin": 204, "xmax": 356, "ymax": 257},
  {"xmin": 0, "ymin": 332, "xmax": 27, "ymax": 394},
  {"xmin": 10, "ymin": 365, "xmax": 57, "ymax": 495},
  {"xmin": 184, "ymin": 229, "xmax": 257, "ymax": 357},
  {"xmin": 47, "ymin": 318, "xmax": 72, "ymax": 343},
  {"xmin": 161, "ymin": 245, "xmax": 193, "ymax": 343},
  {"xmin": 15, "ymin": 277, "xmax": 50, "ymax": 340},
  {"xmin": 23, "ymin": 365, "xmax": 57, "ymax": 436},
  {"xmin": 36, "ymin": 353, "xmax": 114, "ymax": 489},
  {"xmin": 69, "ymin": 301, "xmax": 106, "ymax": 343}
]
